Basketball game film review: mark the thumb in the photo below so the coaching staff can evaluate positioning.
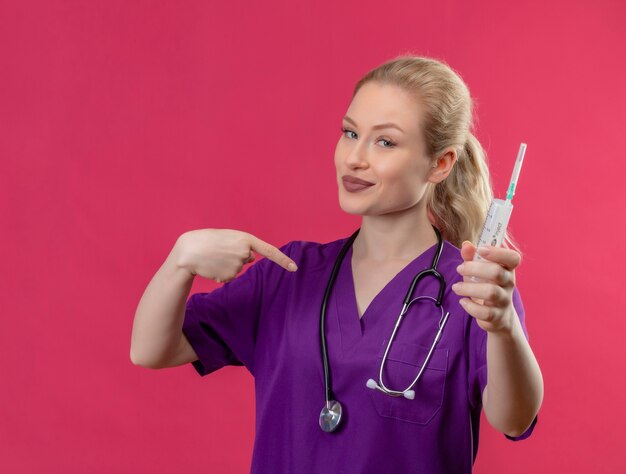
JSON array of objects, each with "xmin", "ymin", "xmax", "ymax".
[
  {"xmin": 244, "ymin": 251, "xmax": 256, "ymax": 264},
  {"xmin": 460, "ymin": 240, "xmax": 477, "ymax": 262}
]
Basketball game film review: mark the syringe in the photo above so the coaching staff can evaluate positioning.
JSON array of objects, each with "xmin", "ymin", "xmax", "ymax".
[{"xmin": 473, "ymin": 143, "xmax": 527, "ymax": 262}]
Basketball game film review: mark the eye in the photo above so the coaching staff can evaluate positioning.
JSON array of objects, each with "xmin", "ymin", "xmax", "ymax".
[
  {"xmin": 341, "ymin": 127, "xmax": 397, "ymax": 148},
  {"xmin": 378, "ymin": 138, "xmax": 396, "ymax": 148},
  {"xmin": 341, "ymin": 127, "xmax": 357, "ymax": 139}
]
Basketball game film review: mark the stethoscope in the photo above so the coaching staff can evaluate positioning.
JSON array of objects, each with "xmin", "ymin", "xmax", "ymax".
[{"xmin": 318, "ymin": 225, "xmax": 451, "ymax": 433}]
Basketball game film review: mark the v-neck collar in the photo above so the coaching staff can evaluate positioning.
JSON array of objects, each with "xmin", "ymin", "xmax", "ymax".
[{"xmin": 334, "ymin": 238, "xmax": 442, "ymax": 354}]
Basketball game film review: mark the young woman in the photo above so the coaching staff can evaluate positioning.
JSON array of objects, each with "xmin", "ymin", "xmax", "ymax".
[{"xmin": 131, "ymin": 55, "xmax": 543, "ymax": 473}]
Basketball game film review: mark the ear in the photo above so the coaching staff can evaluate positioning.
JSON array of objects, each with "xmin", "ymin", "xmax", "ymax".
[{"xmin": 428, "ymin": 147, "xmax": 458, "ymax": 184}]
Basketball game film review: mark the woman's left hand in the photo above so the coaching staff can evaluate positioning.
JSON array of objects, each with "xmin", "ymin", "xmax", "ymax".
[{"xmin": 451, "ymin": 241, "xmax": 521, "ymax": 334}]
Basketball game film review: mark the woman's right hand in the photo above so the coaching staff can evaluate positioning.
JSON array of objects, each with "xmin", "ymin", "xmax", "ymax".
[{"xmin": 173, "ymin": 229, "xmax": 298, "ymax": 283}]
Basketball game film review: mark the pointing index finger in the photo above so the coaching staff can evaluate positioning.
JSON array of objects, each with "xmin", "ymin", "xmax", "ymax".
[{"xmin": 246, "ymin": 233, "xmax": 298, "ymax": 272}]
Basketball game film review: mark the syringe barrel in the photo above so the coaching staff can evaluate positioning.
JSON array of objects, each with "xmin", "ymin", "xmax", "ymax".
[{"xmin": 473, "ymin": 199, "xmax": 513, "ymax": 261}]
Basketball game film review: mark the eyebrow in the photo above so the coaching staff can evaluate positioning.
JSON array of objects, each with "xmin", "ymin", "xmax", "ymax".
[{"xmin": 342, "ymin": 115, "xmax": 405, "ymax": 133}]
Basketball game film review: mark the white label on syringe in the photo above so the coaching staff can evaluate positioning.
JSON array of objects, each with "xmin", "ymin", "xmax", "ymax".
[
  {"xmin": 469, "ymin": 199, "xmax": 513, "ymax": 285},
  {"xmin": 469, "ymin": 143, "xmax": 525, "ymax": 286},
  {"xmin": 474, "ymin": 198, "xmax": 513, "ymax": 262}
]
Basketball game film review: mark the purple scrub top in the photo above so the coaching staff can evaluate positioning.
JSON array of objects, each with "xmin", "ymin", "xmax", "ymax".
[{"xmin": 182, "ymin": 236, "xmax": 538, "ymax": 473}]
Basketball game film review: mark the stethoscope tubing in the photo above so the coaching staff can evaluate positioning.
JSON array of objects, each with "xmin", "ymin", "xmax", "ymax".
[
  {"xmin": 402, "ymin": 229, "xmax": 446, "ymax": 308},
  {"xmin": 319, "ymin": 227, "xmax": 361, "ymax": 406},
  {"xmin": 375, "ymin": 296, "xmax": 450, "ymax": 398}
]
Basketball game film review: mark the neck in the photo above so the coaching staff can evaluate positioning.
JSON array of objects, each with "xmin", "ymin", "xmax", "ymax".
[{"xmin": 352, "ymin": 204, "xmax": 439, "ymax": 262}]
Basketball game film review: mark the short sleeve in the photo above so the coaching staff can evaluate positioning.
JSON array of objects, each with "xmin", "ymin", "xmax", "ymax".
[
  {"xmin": 182, "ymin": 240, "xmax": 294, "ymax": 377},
  {"xmin": 467, "ymin": 286, "xmax": 538, "ymax": 441}
]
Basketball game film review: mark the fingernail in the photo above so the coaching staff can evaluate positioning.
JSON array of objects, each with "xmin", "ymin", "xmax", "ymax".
[
  {"xmin": 288, "ymin": 262, "xmax": 298, "ymax": 271},
  {"xmin": 456, "ymin": 263, "xmax": 464, "ymax": 273},
  {"xmin": 462, "ymin": 240, "xmax": 472, "ymax": 247},
  {"xmin": 451, "ymin": 282, "xmax": 460, "ymax": 291}
]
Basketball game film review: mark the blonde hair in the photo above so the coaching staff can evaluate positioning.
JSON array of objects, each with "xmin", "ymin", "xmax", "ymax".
[{"xmin": 353, "ymin": 54, "xmax": 520, "ymax": 253}]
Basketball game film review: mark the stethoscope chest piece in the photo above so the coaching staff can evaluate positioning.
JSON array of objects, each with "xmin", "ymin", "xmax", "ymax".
[{"xmin": 319, "ymin": 400, "xmax": 342, "ymax": 432}]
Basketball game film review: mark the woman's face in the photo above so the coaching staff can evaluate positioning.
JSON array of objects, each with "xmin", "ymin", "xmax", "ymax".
[{"xmin": 334, "ymin": 81, "xmax": 435, "ymax": 217}]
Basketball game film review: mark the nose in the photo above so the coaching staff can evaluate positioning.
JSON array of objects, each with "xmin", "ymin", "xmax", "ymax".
[{"xmin": 344, "ymin": 138, "xmax": 369, "ymax": 169}]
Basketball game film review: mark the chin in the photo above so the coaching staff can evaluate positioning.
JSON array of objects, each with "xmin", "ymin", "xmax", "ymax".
[
  {"xmin": 339, "ymin": 202, "xmax": 377, "ymax": 217},
  {"xmin": 340, "ymin": 208, "xmax": 365, "ymax": 216},
  {"xmin": 338, "ymin": 199, "xmax": 365, "ymax": 216}
]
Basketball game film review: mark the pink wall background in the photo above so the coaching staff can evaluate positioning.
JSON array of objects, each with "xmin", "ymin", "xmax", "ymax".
[{"xmin": 2, "ymin": 0, "xmax": 625, "ymax": 472}]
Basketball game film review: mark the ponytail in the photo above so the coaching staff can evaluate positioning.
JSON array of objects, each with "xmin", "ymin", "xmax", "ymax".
[
  {"xmin": 427, "ymin": 132, "xmax": 492, "ymax": 247},
  {"xmin": 428, "ymin": 134, "xmax": 522, "ymax": 254}
]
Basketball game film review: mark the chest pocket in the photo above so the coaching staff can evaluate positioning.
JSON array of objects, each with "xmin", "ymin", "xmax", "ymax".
[{"xmin": 367, "ymin": 339, "xmax": 449, "ymax": 425}]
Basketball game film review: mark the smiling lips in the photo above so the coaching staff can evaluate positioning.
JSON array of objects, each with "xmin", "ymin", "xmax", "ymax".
[{"xmin": 342, "ymin": 175, "xmax": 375, "ymax": 192}]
